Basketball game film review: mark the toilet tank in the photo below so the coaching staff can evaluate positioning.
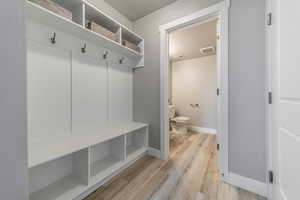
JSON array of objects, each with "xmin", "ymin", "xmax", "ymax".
[{"xmin": 169, "ymin": 105, "xmax": 176, "ymax": 118}]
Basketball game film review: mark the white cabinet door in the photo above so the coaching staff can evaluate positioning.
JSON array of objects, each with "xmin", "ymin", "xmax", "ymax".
[
  {"xmin": 273, "ymin": 0, "xmax": 300, "ymax": 199},
  {"xmin": 27, "ymin": 40, "xmax": 72, "ymax": 142},
  {"xmin": 109, "ymin": 62, "xmax": 133, "ymax": 123},
  {"xmin": 72, "ymin": 54, "xmax": 108, "ymax": 135}
]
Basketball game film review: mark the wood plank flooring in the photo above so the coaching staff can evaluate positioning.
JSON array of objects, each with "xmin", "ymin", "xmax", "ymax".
[{"xmin": 84, "ymin": 132, "xmax": 266, "ymax": 200}]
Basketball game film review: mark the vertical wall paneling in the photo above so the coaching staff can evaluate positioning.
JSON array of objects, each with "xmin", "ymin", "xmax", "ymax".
[
  {"xmin": 27, "ymin": 40, "xmax": 72, "ymax": 143},
  {"xmin": 109, "ymin": 61, "xmax": 133, "ymax": 123},
  {"xmin": 72, "ymin": 53, "xmax": 108, "ymax": 135}
]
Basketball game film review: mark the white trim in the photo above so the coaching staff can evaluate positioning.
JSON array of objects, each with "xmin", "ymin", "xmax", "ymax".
[
  {"xmin": 159, "ymin": 2, "xmax": 230, "ymax": 182},
  {"xmin": 266, "ymin": 0, "xmax": 275, "ymax": 199},
  {"xmin": 159, "ymin": 2, "xmax": 226, "ymax": 32},
  {"xmin": 227, "ymin": 173, "xmax": 268, "ymax": 197},
  {"xmin": 189, "ymin": 126, "xmax": 217, "ymax": 135},
  {"xmin": 147, "ymin": 147, "xmax": 162, "ymax": 159}
]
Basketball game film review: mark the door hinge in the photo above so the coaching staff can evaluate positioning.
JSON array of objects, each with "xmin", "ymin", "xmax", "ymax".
[
  {"xmin": 268, "ymin": 92, "xmax": 273, "ymax": 104},
  {"xmin": 267, "ymin": 12, "xmax": 272, "ymax": 26},
  {"xmin": 268, "ymin": 171, "xmax": 274, "ymax": 184},
  {"xmin": 217, "ymin": 88, "xmax": 220, "ymax": 96},
  {"xmin": 217, "ymin": 144, "xmax": 220, "ymax": 151}
]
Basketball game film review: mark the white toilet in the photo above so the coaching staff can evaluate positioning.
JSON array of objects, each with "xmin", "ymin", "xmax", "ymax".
[{"xmin": 169, "ymin": 105, "xmax": 191, "ymax": 134}]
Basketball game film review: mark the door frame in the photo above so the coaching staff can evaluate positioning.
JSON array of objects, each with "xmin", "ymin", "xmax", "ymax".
[
  {"xmin": 159, "ymin": 1, "xmax": 230, "ymax": 180},
  {"xmin": 267, "ymin": 0, "xmax": 280, "ymax": 199},
  {"xmin": 266, "ymin": 0, "xmax": 273, "ymax": 198}
]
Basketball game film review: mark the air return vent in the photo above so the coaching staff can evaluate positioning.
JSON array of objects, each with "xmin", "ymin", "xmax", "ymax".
[{"xmin": 200, "ymin": 46, "xmax": 216, "ymax": 55}]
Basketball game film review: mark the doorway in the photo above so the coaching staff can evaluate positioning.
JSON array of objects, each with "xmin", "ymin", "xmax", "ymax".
[
  {"xmin": 159, "ymin": 2, "xmax": 229, "ymax": 179},
  {"xmin": 168, "ymin": 19, "xmax": 218, "ymax": 152}
]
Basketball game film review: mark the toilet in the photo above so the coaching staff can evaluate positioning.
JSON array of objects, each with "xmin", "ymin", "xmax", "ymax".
[{"xmin": 169, "ymin": 105, "xmax": 191, "ymax": 134}]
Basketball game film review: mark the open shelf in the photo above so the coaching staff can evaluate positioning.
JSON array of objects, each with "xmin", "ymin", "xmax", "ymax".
[
  {"xmin": 29, "ymin": 149, "xmax": 89, "ymax": 200},
  {"xmin": 121, "ymin": 27, "xmax": 144, "ymax": 54},
  {"xmin": 28, "ymin": 0, "xmax": 84, "ymax": 25},
  {"xmin": 30, "ymin": 175, "xmax": 86, "ymax": 200},
  {"xmin": 122, "ymin": 27, "xmax": 143, "ymax": 45},
  {"xmin": 28, "ymin": 122, "xmax": 147, "ymax": 168},
  {"xmin": 126, "ymin": 127, "xmax": 148, "ymax": 158},
  {"xmin": 90, "ymin": 136, "xmax": 125, "ymax": 181},
  {"xmin": 84, "ymin": 1, "xmax": 121, "ymax": 43},
  {"xmin": 25, "ymin": 0, "xmax": 143, "ymax": 61}
]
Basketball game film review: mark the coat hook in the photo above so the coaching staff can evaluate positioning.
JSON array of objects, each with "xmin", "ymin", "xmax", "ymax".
[
  {"xmin": 50, "ymin": 32, "xmax": 56, "ymax": 44},
  {"xmin": 81, "ymin": 43, "xmax": 87, "ymax": 53},
  {"xmin": 119, "ymin": 57, "xmax": 124, "ymax": 64},
  {"xmin": 102, "ymin": 51, "xmax": 108, "ymax": 59}
]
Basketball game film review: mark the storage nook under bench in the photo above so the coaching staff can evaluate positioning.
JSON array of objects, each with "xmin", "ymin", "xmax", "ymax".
[{"xmin": 25, "ymin": 0, "xmax": 147, "ymax": 199}]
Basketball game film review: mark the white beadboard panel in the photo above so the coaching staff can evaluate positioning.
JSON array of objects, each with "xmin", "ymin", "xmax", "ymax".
[
  {"xmin": 279, "ymin": 129, "xmax": 300, "ymax": 200},
  {"xmin": 280, "ymin": 101, "xmax": 300, "ymax": 136},
  {"xmin": 27, "ymin": 40, "xmax": 72, "ymax": 143},
  {"xmin": 109, "ymin": 61, "xmax": 133, "ymax": 122},
  {"xmin": 72, "ymin": 53, "xmax": 108, "ymax": 135}
]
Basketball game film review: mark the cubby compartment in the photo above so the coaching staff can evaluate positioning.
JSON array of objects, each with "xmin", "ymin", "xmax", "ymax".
[
  {"xmin": 90, "ymin": 136, "xmax": 125, "ymax": 181},
  {"xmin": 126, "ymin": 127, "xmax": 148, "ymax": 158},
  {"xmin": 85, "ymin": 2, "xmax": 121, "ymax": 43},
  {"xmin": 121, "ymin": 27, "xmax": 144, "ymax": 54},
  {"xmin": 28, "ymin": 0, "xmax": 84, "ymax": 25},
  {"xmin": 28, "ymin": 149, "xmax": 89, "ymax": 200}
]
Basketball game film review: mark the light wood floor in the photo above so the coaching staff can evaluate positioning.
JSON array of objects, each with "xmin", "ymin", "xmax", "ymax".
[{"xmin": 85, "ymin": 132, "xmax": 266, "ymax": 200}]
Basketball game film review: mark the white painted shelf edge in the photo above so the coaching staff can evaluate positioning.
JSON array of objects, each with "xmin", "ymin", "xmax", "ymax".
[
  {"xmin": 25, "ymin": 0, "xmax": 144, "ymax": 62},
  {"xmin": 28, "ymin": 122, "xmax": 148, "ymax": 168}
]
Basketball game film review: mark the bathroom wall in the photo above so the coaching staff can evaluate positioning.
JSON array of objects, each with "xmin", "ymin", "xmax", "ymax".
[
  {"xmin": 171, "ymin": 56, "xmax": 217, "ymax": 130},
  {"xmin": 133, "ymin": 0, "xmax": 266, "ymax": 183},
  {"xmin": 0, "ymin": 0, "xmax": 28, "ymax": 199}
]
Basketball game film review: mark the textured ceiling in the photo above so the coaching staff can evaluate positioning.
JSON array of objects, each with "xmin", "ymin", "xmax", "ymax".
[
  {"xmin": 169, "ymin": 19, "xmax": 217, "ymax": 62},
  {"xmin": 104, "ymin": 0, "xmax": 178, "ymax": 21}
]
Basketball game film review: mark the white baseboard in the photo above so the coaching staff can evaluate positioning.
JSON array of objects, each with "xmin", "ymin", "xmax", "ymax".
[
  {"xmin": 147, "ymin": 147, "xmax": 162, "ymax": 159},
  {"xmin": 189, "ymin": 126, "xmax": 217, "ymax": 135},
  {"xmin": 226, "ymin": 172, "xmax": 268, "ymax": 197}
]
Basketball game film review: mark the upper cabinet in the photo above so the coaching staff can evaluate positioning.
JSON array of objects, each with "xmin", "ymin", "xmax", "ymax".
[{"xmin": 25, "ymin": 0, "xmax": 144, "ymax": 68}]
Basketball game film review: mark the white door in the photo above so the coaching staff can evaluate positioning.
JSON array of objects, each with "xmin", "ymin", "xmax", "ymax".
[{"xmin": 272, "ymin": 0, "xmax": 300, "ymax": 199}]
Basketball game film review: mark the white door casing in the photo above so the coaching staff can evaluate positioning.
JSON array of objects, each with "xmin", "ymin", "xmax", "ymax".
[{"xmin": 159, "ymin": 1, "xmax": 229, "ymax": 179}]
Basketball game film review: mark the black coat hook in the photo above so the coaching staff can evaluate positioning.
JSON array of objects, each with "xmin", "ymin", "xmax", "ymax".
[
  {"xmin": 119, "ymin": 57, "xmax": 124, "ymax": 64},
  {"xmin": 81, "ymin": 43, "xmax": 87, "ymax": 53},
  {"xmin": 50, "ymin": 32, "xmax": 56, "ymax": 44},
  {"xmin": 103, "ymin": 51, "xmax": 108, "ymax": 59}
]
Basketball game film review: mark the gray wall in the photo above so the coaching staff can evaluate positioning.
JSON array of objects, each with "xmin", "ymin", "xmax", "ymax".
[
  {"xmin": 172, "ymin": 56, "xmax": 217, "ymax": 129},
  {"xmin": 133, "ymin": 0, "xmax": 266, "ymax": 183},
  {"xmin": 87, "ymin": 0, "xmax": 133, "ymax": 29},
  {"xmin": 0, "ymin": 0, "xmax": 28, "ymax": 199},
  {"xmin": 228, "ymin": 0, "xmax": 266, "ymax": 182}
]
